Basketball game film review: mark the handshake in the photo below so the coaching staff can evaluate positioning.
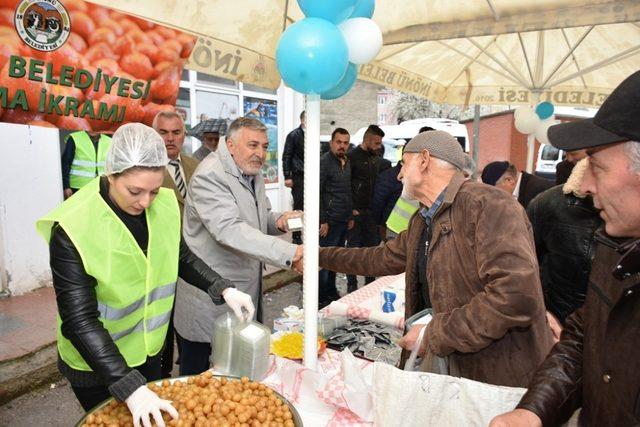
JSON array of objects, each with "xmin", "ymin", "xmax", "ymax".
[{"xmin": 292, "ymin": 245, "xmax": 304, "ymax": 274}]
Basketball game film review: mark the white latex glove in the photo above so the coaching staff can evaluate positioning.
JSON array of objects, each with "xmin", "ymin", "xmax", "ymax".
[
  {"xmin": 125, "ymin": 385, "xmax": 178, "ymax": 427},
  {"xmin": 223, "ymin": 287, "xmax": 255, "ymax": 321}
]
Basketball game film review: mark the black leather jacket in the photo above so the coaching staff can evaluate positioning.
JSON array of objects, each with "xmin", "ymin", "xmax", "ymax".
[
  {"xmin": 527, "ymin": 185, "xmax": 602, "ymax": 323},
  {"xmin": 319, "ymin": 151, "xmax": 352, "ymax": 224},
  {"xmin": 282, "ymin": 126, "xmax": 304, "ymax": 179},
  {"xmin": 50, "ymin": 179, "xmax": 232, "ymax": 401},
  {"xmin": 348, "ymin": 146, "xmax": 390, "ymax": 210}
]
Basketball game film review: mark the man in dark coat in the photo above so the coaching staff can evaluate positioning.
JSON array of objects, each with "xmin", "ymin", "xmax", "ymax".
[
  {"xmin": 481, "ymin": 161, "xmax": 554, "ymax": 208},
  {"xmin": 371, "ymin": 162, "xmax": 402, "ymax": 240},
  {"xmin": 527, "ymin": 158, "xmax": 602, "ymax": 331},
  {"xmin": 283, "ymin": 111, "xmax": 305, "ymax": 244},
  {"xmin": 318, "ymin": 128, "xmax": 353, "ymax": 307},
  {"xmin": 346, "ymin": 124, "xmax": 390, "ymax": 291}
]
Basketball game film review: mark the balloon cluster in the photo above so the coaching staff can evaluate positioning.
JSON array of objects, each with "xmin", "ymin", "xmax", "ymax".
[
  {"xmin": 276, "ymin": 0, "xmax": 382, "ymax": 100},
  {"xmin": 514, "ymin": 102, "xmax": 559, "ymax": 145}
]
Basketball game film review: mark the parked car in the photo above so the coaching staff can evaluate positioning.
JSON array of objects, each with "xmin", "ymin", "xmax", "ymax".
[{"xmin": 535, "ymin": 144, "xmax": 565, "ymax": 180}]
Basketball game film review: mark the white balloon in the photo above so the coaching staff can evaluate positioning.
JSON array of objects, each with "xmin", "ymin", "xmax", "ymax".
[
  {"xmin": 535, "ymin": 118, "xmax": 560, "ymax": 145},
  {"xmin": 338, "ymin": 18, "xmax": 382, "ymax": 65},
  {"xmin": 514, "ymin": 106, "xmax": 539, "ymax": 135}
]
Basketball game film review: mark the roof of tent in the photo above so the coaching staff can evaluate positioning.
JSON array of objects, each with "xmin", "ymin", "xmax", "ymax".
[{"xmin": 87, "ymin": 0, "xmax": 640, "ymax": 106}]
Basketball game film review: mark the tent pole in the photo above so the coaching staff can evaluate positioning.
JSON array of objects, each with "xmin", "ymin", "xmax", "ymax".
[
  {"xmin": 303, "ymin": 94, "xmax": 320, "ymax": 370},
  {"xmin": 526, "ymin": 91, "xmax": 541, "ymax": 173},
  {"xmin": 472, "ymin": 104, "xmax": 480, "ymax": 173}
]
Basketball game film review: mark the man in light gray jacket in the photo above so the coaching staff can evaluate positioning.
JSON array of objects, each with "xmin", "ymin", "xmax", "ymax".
[{"xmin": 174, "ymin": 117, "xmax": 302, "ymax": 375}]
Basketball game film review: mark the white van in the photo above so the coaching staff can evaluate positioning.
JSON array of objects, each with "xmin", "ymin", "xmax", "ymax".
[
  {"xmin": 395, "ymin": 118, "xmax": 470, "ymax": 152},
  {"xmin": 535, "ymin": 145, "xmax": 565, "ymax": 179},
  {"xmin": 351, "ymin": 118, "xmax": 470, "ymax": 165}
]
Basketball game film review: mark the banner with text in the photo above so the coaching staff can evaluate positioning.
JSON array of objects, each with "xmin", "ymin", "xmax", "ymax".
[
  {"xmin": 357, "ymin": 62, "xmax": 612, "ymax": 108},
  {"xmin": 0, "ymin": 0, "xmax": 196, "ymax": 131}
]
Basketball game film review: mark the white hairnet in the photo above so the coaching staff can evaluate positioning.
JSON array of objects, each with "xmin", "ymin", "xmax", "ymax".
[{"xmin": 104, "ymin": 122, "xmax": 169, "ymax": 175}]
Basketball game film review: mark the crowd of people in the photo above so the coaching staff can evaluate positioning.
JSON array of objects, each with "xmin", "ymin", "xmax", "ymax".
[{"xmin": 44, "ymin": 70, "xmax": 640, "ymax": 427}]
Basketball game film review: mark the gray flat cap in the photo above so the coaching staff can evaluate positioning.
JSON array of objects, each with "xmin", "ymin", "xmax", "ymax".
[{"xmin": 403, "ymin": 130, "xmax": 465, "ymax": 171}]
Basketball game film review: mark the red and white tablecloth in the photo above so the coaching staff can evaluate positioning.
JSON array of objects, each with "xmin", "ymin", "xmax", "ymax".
[
  {"xmin": 262, "ymin": 349, "xmax": 374, "ymax": 426},
  {"xmin": 320, "ymin": 273, "xmax": 405, "ymax": 330}
]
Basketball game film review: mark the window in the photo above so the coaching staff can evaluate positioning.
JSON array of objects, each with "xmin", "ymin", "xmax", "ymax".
[
  {"xmin": 196, "ymin": 73, "xmax": 238, "ymax": 88},
  {"xmin": 194, "ymin": 90, "xmax": 239, "ymax": 128},
  {"xmin": 243, "ymin": 83, "xmax": 277, "ymax": 95},
  {"xmin": 378, "ymin": 95, "xmax": 386, "ymax": 105},
  {"xmin": 541, "ymin": 145, "xmax": 560, "ymax": 161},
  {"xmin": 378, "ymin": 113, "xmax": 386, "ymax": 124},
  {"xmin": 244, "ymin": 96, "xmax": 279, "ymax": 183},
  {"xmin": 176, "ymin": 88, "xmax": 191, "ymax": 128}
]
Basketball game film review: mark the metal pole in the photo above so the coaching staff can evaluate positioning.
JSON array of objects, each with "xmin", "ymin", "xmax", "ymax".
[
  {"xmin": 0, "ymin": 218, "xmax": 9, "ymax": 297},
  {"xmin": 525, "ymin": 91, "xmax": 541, "ymax": 173},
  {"xmin": 472, "ymin": 104, "xmax": 480, "ymax": 170},
  {"xmin": 303, "ymin": 94, "xmax": 320, "ymax": 369}
]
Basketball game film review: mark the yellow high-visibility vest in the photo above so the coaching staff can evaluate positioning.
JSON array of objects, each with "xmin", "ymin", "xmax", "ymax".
[
  {"xmin": 386, "ymin": 196, "xmax": 420, "ymax": 234},
  {"xmin": 68, "ymin": 132, "xmax": 111, "ymax": 189},
  {"xmin": 36, "ymin": 177, "xmax": 180, "ymax": 371}
]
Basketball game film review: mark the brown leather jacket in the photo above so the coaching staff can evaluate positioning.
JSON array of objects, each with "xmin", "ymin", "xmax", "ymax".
[
  {"xmin": 320, "ymin": 173, "xmax": 554, "ymax": 387},
  {"xmin": 517, "ymin": 234, "xmax": 640, "ymax": 426}
]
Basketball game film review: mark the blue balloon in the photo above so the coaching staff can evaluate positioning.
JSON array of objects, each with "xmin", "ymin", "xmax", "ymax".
[
  {"xmin": 298, "ymin": 0, "xmax": 358, "ymax": 24},
  {"xmin": 321, "ymin": 63, "xmax": 358, "ymax": 100},
  {"xmin": 350, "ymin": 0, "xmax": 375, "ymax": 18},
  {"xmin": 535, "ymin": 102, "xmax": 554, "ymax": 120},
  {"xmin": 276, "ymin": 18, "xmax": 349, "ymax": 94}
]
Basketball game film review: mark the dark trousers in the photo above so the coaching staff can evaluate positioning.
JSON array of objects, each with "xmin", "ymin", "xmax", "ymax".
[
  {"xmin": 160, "ymin": 315, "xmax": 177, "ymax": 378},
  {"xmin": 176, "ymin": 333, "xmax": 211, "ymax": 376},
  {"xmin": 71, "ymin": 356, "xmax": 162, "ymax": 411},
  {"xmin": 347, "ymin": 211, "xmax": 379, "ymax": 292},
  {"xmin": 319, "ymin": 221, "xmax": 348, "ymax": 308},
  {"xmin": 291, "ymin": 175, "xmax": 304, "ymax": 244}
]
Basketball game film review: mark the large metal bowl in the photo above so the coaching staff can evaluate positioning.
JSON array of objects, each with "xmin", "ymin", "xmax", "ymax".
[{"xmin": 75, "ymin": 374, "xmax": 303, "ymax": 426}]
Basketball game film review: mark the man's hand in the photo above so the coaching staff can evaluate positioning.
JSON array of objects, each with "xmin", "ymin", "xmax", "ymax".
[
  {"xmin": 398, "ymin": 325, "xmax": 427, "ymax": 355},
  {"xmin": 319, "ymin": 223, "xmax": 329, "ymax": 237},
  {"xmin": 63, "ymin": 188, "xmax": 73, "ymax": 199},
  {"xmin": 546, "ymin": 311, "xmax": 563, "ymax": 343},
  {"xmin": 276, "ymin": 211, "xmax": 302, "ymax": 232},
  {"xmin": 347, "ymin": 219, "xmax": 355, "ymax": 230},
  {"xmin": 352, "ymin": 209, "xmax": 360, "ymax": 216},
  {"xmin": 292, "ymin": 245, "xmax": 303, "ymax": 274},
  {"xmin": 284, "ymin": 179, "xmax": 293, "ymax": 188},
  {"xmin": 489, "ymin": 409, "xmax": 543, "ymax": 427}
]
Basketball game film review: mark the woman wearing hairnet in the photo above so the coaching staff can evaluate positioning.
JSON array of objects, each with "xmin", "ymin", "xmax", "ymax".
[{"xmin": 36, "ymin": 123, "xmax": 254, "ymax": 427}]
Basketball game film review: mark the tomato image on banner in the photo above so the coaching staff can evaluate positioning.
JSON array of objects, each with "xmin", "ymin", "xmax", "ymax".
[{"xmin": 0, "ymin": 0, "xmax": 196, "ymax": 131}]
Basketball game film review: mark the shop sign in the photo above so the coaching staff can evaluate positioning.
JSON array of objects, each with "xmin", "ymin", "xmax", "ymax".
[{"xmin": 0, "ymin": 0, "xmax": 195, "ymax": 131}]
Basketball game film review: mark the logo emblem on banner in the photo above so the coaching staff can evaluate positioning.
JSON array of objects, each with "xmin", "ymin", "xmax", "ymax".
[{"xmin": 14, "ymin": 0, "xmax": 70, "ymax": 51}]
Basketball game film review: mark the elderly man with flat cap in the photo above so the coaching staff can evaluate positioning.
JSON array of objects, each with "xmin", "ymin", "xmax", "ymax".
[
  {"xmin": 319, "ymin": 130, "xmax": 553, "ymax": 387},
  {"xmin": 491, "ymin": 71, "xmax": 640, "ymax": 427}
]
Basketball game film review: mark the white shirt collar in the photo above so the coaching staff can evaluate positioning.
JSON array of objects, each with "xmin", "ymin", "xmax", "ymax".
[{"xmin": 512, "ymin": 172, "xmax": 523, "ymax": 198}]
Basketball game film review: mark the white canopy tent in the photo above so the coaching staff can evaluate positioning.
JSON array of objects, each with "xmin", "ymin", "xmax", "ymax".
[{"xmin": 87, "ymin": 0, "xmax": 640, "ymax": 368}]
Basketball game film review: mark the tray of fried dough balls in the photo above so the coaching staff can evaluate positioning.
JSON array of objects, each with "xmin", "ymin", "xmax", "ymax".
[{"xmin": 76, "ymin": 371, "xmax": 303, "ymax": 427}]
